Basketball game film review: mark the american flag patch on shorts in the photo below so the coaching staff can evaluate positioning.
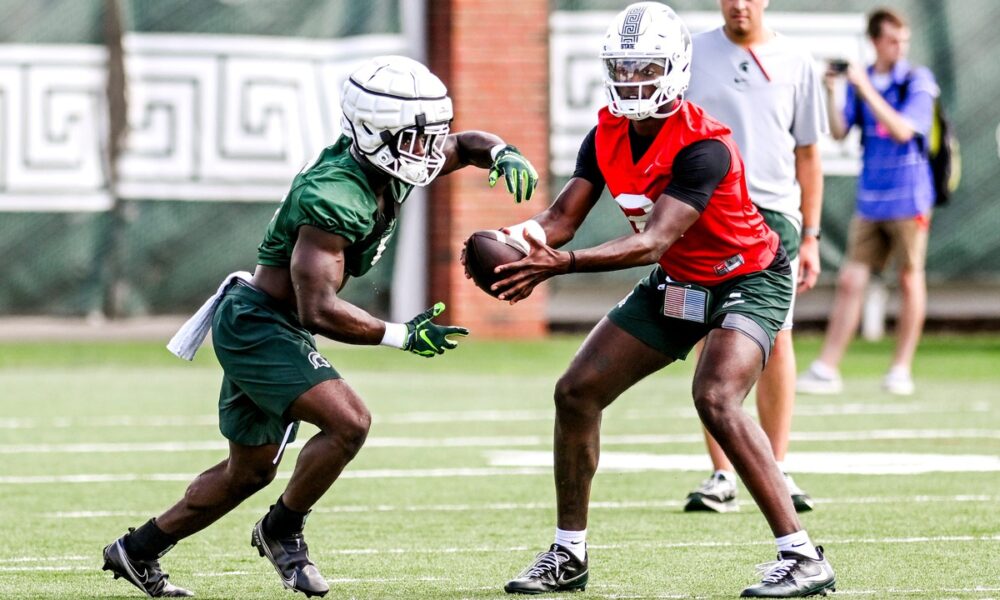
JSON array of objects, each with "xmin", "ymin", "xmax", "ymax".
[{"xmin": 663, "ymin": 283, "xmax": 708, "ymax": 323}]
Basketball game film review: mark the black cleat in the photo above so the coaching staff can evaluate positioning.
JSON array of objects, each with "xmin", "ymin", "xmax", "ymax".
[
  {"xmin": 504, "ymin": 543, "xmax": 588, "ymax": 594},
  {"xmin": 251, "ymin": 517, "xmax": 330, "ymax": 598},
  {"xmin": 741, "ymin": 546, "xmax": 836, "ymax": 598},
  {"xmin": 102, "ymin": 534, "xmax": 193, "ymax": 597}
]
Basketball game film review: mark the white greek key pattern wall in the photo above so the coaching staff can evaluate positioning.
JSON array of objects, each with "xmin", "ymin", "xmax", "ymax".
[
  {"xmin": 550, "ymin": 11, "xmax": 869, "ymax": 178},
  {"xmin": 0, "ymin": 34, "xmax": 406, "ymax": 211}
]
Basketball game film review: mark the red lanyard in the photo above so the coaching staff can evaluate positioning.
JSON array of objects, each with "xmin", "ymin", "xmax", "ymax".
[{"xmin": 747, "ymin": 47, "xmax": 771, "ymax": 82}]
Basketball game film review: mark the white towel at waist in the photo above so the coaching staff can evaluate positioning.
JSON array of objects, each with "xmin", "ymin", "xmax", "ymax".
[{"xmin": 167, "ymin": 271, "xmax": 253, "ymax": 360}]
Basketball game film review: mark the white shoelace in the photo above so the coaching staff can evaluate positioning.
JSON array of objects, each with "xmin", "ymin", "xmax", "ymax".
[
  {"xmin": 755, "ymin": 558, "xmax": 797, "ymax": 584},
  {"xmin": 522, "ymin": 549, "xmax": 568, "ymax": 578}
]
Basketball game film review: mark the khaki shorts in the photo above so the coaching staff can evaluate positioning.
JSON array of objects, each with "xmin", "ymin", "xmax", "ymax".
[{"xmin": 847, "ymin": 214, "xmax": 930, "ymax": 272}]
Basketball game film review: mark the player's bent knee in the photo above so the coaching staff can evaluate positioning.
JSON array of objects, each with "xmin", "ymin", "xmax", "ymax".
[
  {"xmin": 313, "ymin": 406, "xmax": 371, "ymax": 458},
  {"xmin": 336, "ymin": 409, "xmax": 372, "ymax": 457},
  {"xmin": 553, "ymin": 375, "xmax": 600, "ymax": 419},
  {"xmin": 693, "ymin": 386, "xmax": 741, "ymax": 427},
  {"xmin": 229, "ymin": 463, "xmax": 278, "ymax": 494}
]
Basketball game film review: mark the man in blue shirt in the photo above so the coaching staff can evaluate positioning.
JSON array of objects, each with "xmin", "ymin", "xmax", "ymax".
[{"xmin": 798, "ymin": 7, "xmax": 938, "ymax": 396}]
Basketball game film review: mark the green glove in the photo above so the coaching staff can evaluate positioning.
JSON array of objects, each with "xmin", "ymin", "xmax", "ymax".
[
  {"xmin": 488, "ymin": 145, "xmax": 539, "ymax": 203},
  {"xmin": 403, "ymin": 302, "xmax": 469, "ymax": 357}
]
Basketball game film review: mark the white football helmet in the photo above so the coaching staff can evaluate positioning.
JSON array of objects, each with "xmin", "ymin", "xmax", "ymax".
[
  {"xmin": 341, "ymin": 56, "xmax": 454, "ymax": 186},
  {"xmin": 600, "ymin": 2, "xmax": 692, "ymax": 120}
]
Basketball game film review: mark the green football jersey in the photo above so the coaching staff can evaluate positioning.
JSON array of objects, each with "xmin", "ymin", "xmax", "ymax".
[{"xmin": 257, "ymin": 136, "xmax": 411, "ymax": 278}]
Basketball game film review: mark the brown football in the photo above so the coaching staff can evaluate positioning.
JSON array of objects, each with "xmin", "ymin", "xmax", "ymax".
[{"xmin": 464, "ymin": 230, "xmax": 528, "ymax": 298}]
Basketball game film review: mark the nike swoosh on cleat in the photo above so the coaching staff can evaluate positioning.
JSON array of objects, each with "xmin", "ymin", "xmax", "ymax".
[{"xmin": 557, "ymin": 570, "xmax": 587, "ymax": 586}]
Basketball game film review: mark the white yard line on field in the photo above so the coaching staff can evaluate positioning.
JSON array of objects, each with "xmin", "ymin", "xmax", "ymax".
[
  {"xmin": 43, "ymin": 495, "xmax": 999, "ymax": 519},
  {"xmin": 834, "ymin": 587, "xmax": 1000, "ymax": 596},
  {"xmin": 5, "ymin": 449, "xmax": 1000, "ymax": 484},
  {"xmin": 0, "ymin": 467, "xmax": 553, "ymax": 484},
  {"xmin": 4, "ymin": 537, "xmax": 999, "ymax": 574},
  {"xmin": 2, "ymin": 429, "xmax": 998, "ymax": 454},
  {"xmin": 487, "ymin": 450, "xmax": 1000, "ymax": 475},
  {"xmin": 0, "ymin": 555, "xmax": 89, "ymax": 563},
  {"xmin": 0, "ymin": 565, "xmax": 91, "ymax": 572},
  {"xmin": 0, "ymin": 400, "xmax": 991, "ymax": 430}
]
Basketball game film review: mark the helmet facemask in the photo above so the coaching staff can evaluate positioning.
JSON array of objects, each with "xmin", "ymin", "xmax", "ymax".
[
  {"xmin": 603, "ymin": 57, "xmax": 679, "ymax": 120},
  {"xmin": 366, "ymin": 116, "xmax": 450, "ymax": 187}
]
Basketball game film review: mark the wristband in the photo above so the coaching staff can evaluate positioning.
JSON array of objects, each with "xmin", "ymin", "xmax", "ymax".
[
  {"xmin": 802, "ymin": 226, "xmax": 822, "ymax": 240},
  {"xmin": 567, "ymin": 251, "xmax": 577, "ymax": 273},
  {"xmin": 505, "ymin": 219, "xmax": 547, "ymax": 247},
  {"xmin": 379, "ymin": 321, "xmax": 407, "ymax": 349},
  {"xmin": 489, "ymin": 144, "xmax": 507, "ymax": 161}
]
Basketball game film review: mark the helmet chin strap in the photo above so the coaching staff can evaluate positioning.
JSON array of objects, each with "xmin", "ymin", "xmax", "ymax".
[
  {"xmin": 621, "ymin": 94, "xmax": 683, "ymax": 121},
  {"xmin": 650, "ymin": 94, "xmax": 684, "ymax": 119},
  {"xmin": 348, "ymin": 141, "xmax": 392, "ymax": 184}
]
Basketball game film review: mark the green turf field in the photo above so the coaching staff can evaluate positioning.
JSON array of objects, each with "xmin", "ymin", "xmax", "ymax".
[{"xmin": 1, "ymin": 334, "xmax": 998, "ymax": 599}]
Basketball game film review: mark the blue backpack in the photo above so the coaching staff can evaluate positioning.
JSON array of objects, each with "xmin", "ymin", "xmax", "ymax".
[{"xmin": 899, "ymin": 73, "xmax": 961, "ymax": 206}]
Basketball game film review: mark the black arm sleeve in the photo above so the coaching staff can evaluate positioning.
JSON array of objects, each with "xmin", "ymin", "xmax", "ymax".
[
  {"xmin": 663, "ymin": 139, "xmax": 731, "ymax": 213},
  {"xmin": 571, "ymin": 126, "xmax": 606, "ymax": 189}
]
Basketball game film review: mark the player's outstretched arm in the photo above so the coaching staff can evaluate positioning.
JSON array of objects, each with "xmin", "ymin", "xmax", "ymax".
[
  {"xmin": 439, "ymin": 131, "xmax": 539, "ymax": 202},
  {"xmin": 291, "ymin": 226, "xmax": 467, "ymax": 355}
]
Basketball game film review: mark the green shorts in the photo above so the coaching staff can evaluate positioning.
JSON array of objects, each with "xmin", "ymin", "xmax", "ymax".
[
  {"xmin": 758, "ymin": 208, "xmax": 800, "ymax": 261},
  {"xmin": 758, "ymin": 208, "xmax": 800, "ymax": 330},
  {"xmin": 212, "ymin": 282, "xmax": 341, "ymax": 447},
  {"xmin": 607, "ymin": 265, "xmax": 792, "ymax": 364}
]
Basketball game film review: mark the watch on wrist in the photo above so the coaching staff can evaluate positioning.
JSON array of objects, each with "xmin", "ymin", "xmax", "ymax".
[{"xmin": 802, "ymin": 226, "xmax": 822, "ymax": 240}]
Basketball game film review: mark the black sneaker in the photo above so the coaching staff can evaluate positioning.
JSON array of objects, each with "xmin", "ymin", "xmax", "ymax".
[
  {"xmin": 740, "ymin": 546, "xmax": 836, "ymax": 598},
  {"xmin": 684, "ymin": 472, "xmax": 739, "ymax": 513},
  {"xmin": 102, "ymin": 534, "xmax": 193, "ymax": 597},
  {"xmin": 251, "ymin": 517, "xmax": 329, "ymax": 598},
  {"xmin": 504, "ymin": 543, "xmax": 588, "ymax": 594}
]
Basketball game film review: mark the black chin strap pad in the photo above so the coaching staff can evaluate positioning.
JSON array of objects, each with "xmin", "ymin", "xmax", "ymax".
[{"xmin": 380, "ymin": 130, "xmax": 400, "ymax": 158}]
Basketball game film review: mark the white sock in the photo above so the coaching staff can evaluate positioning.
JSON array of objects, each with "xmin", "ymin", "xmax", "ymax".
[
  {"xmin": 775, "ymin": 530, "xmax": 819, "ymax": 560},
  {"xmin": 714, "ymin": 469, "xmax": 736, "ymax": 481},
  {"xmin": 554, "ymin": 528, "xmax": 587, "ymax": 561}
]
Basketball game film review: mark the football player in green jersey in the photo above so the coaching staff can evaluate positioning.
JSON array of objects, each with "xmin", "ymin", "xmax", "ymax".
[{"xmin": 102, "ymin": 55, "xmax": 539, "ymax": 598}]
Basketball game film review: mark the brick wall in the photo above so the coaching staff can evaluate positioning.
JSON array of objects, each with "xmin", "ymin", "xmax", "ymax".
[{"xmin": 427, "ymin": 0, "xmax": 549, "ymax": 338}]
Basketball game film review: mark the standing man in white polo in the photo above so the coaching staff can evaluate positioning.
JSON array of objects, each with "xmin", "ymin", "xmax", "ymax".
[{"xmin": 681, "ymin": 0, "xmax": 827, "ymax": 514}]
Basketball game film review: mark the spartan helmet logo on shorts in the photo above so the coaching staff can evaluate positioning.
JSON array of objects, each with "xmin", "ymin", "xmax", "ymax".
[
  {"xmin": 307, "ymin": 351, "xmax": 331, "ymax": 370},
  {"xmin": 340, "ymin": 55, "xmax": 454, "ymax": 188}
]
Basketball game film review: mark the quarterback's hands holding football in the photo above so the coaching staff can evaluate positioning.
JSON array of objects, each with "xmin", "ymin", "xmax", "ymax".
[
  {"xmin": 403, "ymin": 302, "xmax": 469, "ymax": 357},
  {"xmin": 491, "ymin": 233, "xmax": 570, "ymax": 304},
  {"xmin": 488, "ymin": 145, "xmax": 538, "ymax": 203}
]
